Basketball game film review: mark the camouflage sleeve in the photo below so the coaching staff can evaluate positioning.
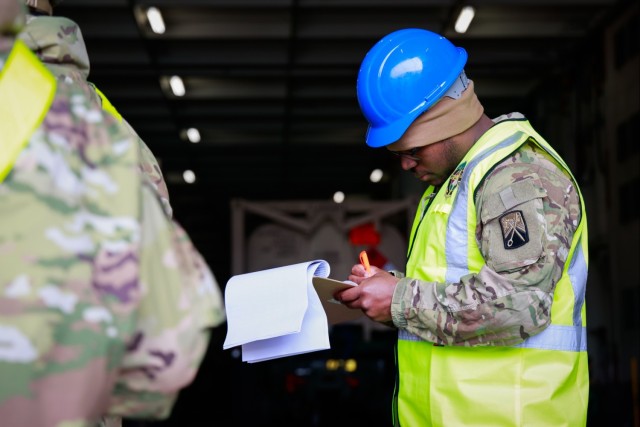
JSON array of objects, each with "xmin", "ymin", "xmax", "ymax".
[
  {"xmin": 136, "ymin": 136, "xmax": 172, "ymax": 219},
  {"xmin": 90, "ymin": 83, "xmax": 173, "ymax": 219},
  {"xmin": 391, "ymin": 142, "xmax": 581, "ymax": 346},
  {"xmin": 100, "ymin": 98, "xmax": 173, "ymax": 219},
  {"xmin": 103, "ymin": 181, "xmax": 225, "ymax": 419}
]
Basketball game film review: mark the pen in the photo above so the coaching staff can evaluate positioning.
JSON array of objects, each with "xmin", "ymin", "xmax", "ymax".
[{"xmin": 359, "ymin": 250, "xmax": 371, "ymax": 276}]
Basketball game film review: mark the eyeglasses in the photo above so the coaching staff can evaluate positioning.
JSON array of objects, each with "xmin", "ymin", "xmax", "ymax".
[{"xmin": 388, "ymin": 146, "xmax": 424, "ymax": 161}]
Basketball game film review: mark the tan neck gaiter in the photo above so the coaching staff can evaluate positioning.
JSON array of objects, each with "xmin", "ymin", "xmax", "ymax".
[{"xmin": 388, "ymin": 80, "xmax": 484, "ymax": 151}]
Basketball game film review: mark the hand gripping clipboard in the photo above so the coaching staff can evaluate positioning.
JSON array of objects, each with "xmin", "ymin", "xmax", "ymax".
[{"xmin": 311, "ymin": 277, "xmax": 363, "ymax": 325}]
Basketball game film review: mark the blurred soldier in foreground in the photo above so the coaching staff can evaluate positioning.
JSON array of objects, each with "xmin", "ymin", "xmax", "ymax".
[
  {"xmin": 0, "ymin": 1, "xmax": 226, "ymax": 426},
  {"xmin": 19, "ymin": 1, "xmax": 210, "ymax": 426}
]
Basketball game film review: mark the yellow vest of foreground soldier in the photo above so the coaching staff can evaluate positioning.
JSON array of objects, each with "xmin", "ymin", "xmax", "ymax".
[
  {"xmin": 0, "ymin": 40, "xmax": 55, "ymax": 182},
  {"xmin": 397, "ymin": 118, "xmax": 588, "ymax": 427}
]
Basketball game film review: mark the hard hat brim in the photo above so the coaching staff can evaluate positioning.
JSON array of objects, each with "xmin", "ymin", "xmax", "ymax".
[
  {"xmin": 365, "ymin": 112, "xmax": 420, "ymax": 148},
  {"xmin": 363, "ymin": 46, "xmax": 468, "ymax": 148}
]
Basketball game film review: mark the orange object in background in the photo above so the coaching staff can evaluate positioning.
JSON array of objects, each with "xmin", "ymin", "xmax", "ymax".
[{"xmin": 349, "ymin": 223, "xmax": 381, "ymax": 246}]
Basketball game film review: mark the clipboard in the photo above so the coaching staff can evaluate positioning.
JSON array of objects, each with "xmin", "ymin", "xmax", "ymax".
[
  {"xmin": 312, "ymin": 277, "xmax": 363, "ymax": 325},
  {"xmin": 223, "ymin": 260, "xmax": 364, "ymax": 363}
]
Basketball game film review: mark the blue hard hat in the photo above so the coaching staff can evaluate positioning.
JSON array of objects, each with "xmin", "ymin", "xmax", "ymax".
[{"xmin": 357, "ymin": 28, "xmax": 468, "ymax": 148}]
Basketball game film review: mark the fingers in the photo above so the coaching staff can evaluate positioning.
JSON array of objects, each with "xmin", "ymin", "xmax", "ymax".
[
  {"xmin": 353, "ymin": 263, "xmax": 385, "ymax": 275},
  {"xmin": 369, "ymin": 265, "xmax": 383, "ymax": 275},
  {"xmin": 351, "ymin": 263, "xmax": 367, "ymax": 276},
  {"xmin": 348, "ymin": 274, "xmax": 365, "ymax": 285},
  {"xmin": 334, "ymin": 287, "xmax": 359, "ymax": 305}
]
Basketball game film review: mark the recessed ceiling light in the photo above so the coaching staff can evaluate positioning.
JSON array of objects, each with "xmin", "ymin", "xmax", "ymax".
[
  {"xmin": 186, "ymin": 128, "xmax": 201, "ymax": 143},
  {"xmin": 369, "ymin": 168, "xmax": 384, "ymax": 183},
  {"xmin": 454, "ymin": 6, "xmax": 475, "ymax": 34},
  {"xmin": 146, "ymin": 7, "xmax": 165, "ymax": 34},
  {"xmin": 169, "ymin": 75, "xmax": 185, "ymax": 97},
  {"xmin": 183, "ymin": 170, "xmax": 196, "ymax": 184}
]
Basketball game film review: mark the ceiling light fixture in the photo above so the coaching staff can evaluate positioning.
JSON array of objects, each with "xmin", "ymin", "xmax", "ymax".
[
  {"xmin": 183, "ymin": 170, "xmax": 196, "ymax": 184},
  {"xmin": 369, "ymin": 169, "xmax": 384, "ymax": 183},
  {"xmin": 146, "ymin": 7, "xmax": 165, "ymax": 34},
  {"xmin": 454, "ymin": 6, "xmax": 475, "ymax": 34},
  {"xmin": 169, "ymin": 75, "xmax": 185, "ymax": 97},
  {"xmin": 186, "ymin": 128, "xmax": 201, "ymax": 143}
]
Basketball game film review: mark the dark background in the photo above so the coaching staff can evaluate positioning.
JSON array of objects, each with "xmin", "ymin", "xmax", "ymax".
[{"xmin": 52, "ymin": 1, "xmax": 640, "ymax": 426}]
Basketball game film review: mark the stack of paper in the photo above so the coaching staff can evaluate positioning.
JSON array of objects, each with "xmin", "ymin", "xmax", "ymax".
[{"xmin": 222, "ymin": 260, "xmax": 361, "ymax": 363}]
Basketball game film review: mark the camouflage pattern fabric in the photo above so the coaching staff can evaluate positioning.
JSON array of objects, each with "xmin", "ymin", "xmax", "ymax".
[
  {"xmin": 0, "ymin": 5, "xmax": 225, "ymax": 427},
  {"xmin": 391, "ymin": 114, "xmax": 581, "ymax": 346},
  {"xmin": 18, "ymin": 14, "xmax": 177, "ymax": 427},
  {"xmin": 18, "ymin": 14, "xmax": 173, "ymax": 218}
]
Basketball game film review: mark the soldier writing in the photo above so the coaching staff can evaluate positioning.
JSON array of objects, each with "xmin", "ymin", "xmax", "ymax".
[{"xmin": 334, "ymin": 28, "xmax": 589, "ymax": 426}]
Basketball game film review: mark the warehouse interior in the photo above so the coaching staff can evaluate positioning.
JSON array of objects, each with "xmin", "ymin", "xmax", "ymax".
[{"xmin": 50, "ymin": 0, "xmax": 639, "ymax": 425}]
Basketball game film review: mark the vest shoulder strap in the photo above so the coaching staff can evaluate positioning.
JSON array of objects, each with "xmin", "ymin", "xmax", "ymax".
[
  {"xmin": 91, "ymin": 83, "xmax": 122, "ymax": 122},
  {"xmin": 0, "ymin": 40, "xmax": 56, "ymax": 183}
]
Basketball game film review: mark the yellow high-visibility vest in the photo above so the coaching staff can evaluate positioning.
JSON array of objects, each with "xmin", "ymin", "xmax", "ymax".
[
  {"xmin": 91, "ymin": 84, "xmax": 123, "ymax": 122},
  {"xmin": 397, "ymin": 118, "xmax": 589, "ymax": 427},
  {"xmin": 0, "ymin": 40, "xmax": 56, "ymax": 183}
]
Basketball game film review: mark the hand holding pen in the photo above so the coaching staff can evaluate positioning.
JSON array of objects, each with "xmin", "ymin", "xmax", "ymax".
[
  {"xmin": 333, "ymin": 249, "xmax": 397, "ymax": 323},
  {"xmin": 359, "ymin": 250, "xmax": 372, "ymax": 277}
]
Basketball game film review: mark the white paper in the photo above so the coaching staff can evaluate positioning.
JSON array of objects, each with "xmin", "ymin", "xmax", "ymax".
[{"xmin": 223, "ymin": 260, "xmax": 332, "ymax": 363}]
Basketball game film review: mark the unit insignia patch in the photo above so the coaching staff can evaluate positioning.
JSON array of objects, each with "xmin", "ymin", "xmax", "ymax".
[
  {"xmin": 499, "ymin": 210, "xmax": 529, "ymax": 249},
  {"xmin": 446, "ymin": 161, "xmax": 466, "ymax": 197}
]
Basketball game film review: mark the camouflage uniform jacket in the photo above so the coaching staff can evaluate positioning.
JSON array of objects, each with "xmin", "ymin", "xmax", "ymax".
[
  {"xmin": 390, "ymin": 113, "xmax": 583, "ymax": 346},
  {"xmin": 0, "ymin": 13, "xmax": 225, "ymax": 427},
  {"xmin": 18, "ymin": 14, "xmax": 173, "ymax": 218}
]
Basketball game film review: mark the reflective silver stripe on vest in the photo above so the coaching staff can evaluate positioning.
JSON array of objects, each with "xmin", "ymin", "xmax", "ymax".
[
  {"xmin": 569, "ymin": 235, "xmax": 588, "ymax": 327},
  {"xmin": 398, "ymin": 329, "xmax": 426, "ymax": 341},
  {"xmin": 399, "ymin": 324, "xmax": 587, "ymax": 352},
  {"xmin": 445, "ymin": 132, "xmax": 525, "ymax": 283},
  {"xmin": 515, "ymin": 324, "xmax": 587, "ymax": 351}
]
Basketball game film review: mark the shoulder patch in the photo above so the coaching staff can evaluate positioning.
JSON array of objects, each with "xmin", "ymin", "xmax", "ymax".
[
  {"xmin": 446, "ymin": 161, "xmax": 466, "ymax": 197},
  {"xmin": 499, "ymin": 210, "xmax": 529, "ymax": 249}
]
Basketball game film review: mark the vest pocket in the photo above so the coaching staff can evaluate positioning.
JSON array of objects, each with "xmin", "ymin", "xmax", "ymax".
[{"xmin": 479, "ymin": 176, "xmax": 547, "ymax": 272}]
